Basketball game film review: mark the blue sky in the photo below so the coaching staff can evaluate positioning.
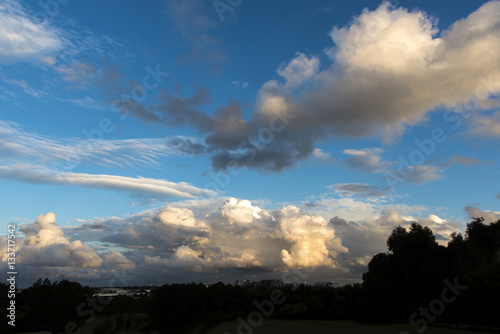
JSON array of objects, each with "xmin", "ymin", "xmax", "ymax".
[{"xmin": 1, "ymin": 0, "xmax": 499, "ymax": 287}]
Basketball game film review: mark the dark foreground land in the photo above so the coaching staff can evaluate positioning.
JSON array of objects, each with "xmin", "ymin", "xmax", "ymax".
[{"xmin": 204, "ymin": 319, "xmax": 493, "ymax": 334}]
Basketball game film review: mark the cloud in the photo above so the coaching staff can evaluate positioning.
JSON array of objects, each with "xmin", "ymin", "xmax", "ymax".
[
  {"xmin": 449, "ymin": 155, "xmax": 481, "ymax": 166},
  {"xmin": 277, "ymin": 52, "xmax": 320, "ymax": 89},
  {"xmin": 214, "ymin": 198, "xmax": 265, "ymax": 224},
  {"xmin": 53, "ymin": 62, "xmax": 98, "ymax": 89},
  {"xmin": 334, "ymin": 183, "xmax": 387, "ymax": 197},
  {"xmin": 17, "ymin": 213, "xmax": 102, "ymax": 268},
  {"xmin": 103, "ymin": 251, "xmax": 135, "ymax": 271},
  {"xmin": 469, "ymin": 110, "xmax": 500, "ymax": 138},
  {"xmin": 340, "ymin": 148, "xmax": 443, "ymax": 185},
  {"xmin": 342, "ymin": 148, "xmax": 388, "ymax": 173},
  {"xmin": 330, "ymin": 208, "xmax": 461, "ymax": 277},
  {"xmin": 464, "ymin": 206, "xmax": 500, "ymax": 223},
  {"xmin": 231, "ymin": 81, "xmax": 249, "ymax": 88},
  {"xmin": 157, "ymin": 206, "xmax": 206, "ymax": 228},
  {"xmin": 178, "ymin": 1, "xmax": 500, "ymax": 172},
  {"xmin": 0, "ymin": 0, "xmax": 64, "ymax": 63},
  {"xmin": 165, "ymin": 0, "xmax": 227, "ymax": 69},
  {"xmin": 0, "ymin": 165, "xmax": 215, "ymax": 198},
  {"xmin": 311, "ymin": 148, "xmax": 337, "ymax": 164},
  {"xmin": 0, "ymin": 120, "xmax": 206, "ymax": 171},
  {"xmin": 278, "ymin": 206, "xmax": 347, "ymax": 268},
  {"xmin": 496, "ymin": 193, "xmax": 500, "ymax": 200},
  {"xmin": 3, "ymin": 197, "xmax": 473, "ymax": 285},
  {"xmin": 401, "ymin": 164, "xmax": 444, "ymax": 185}
]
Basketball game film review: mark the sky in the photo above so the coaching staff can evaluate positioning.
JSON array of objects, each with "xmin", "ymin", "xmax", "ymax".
[{"xmin": 1, "ymin": 0, "xmax": 499, "ymax": 287}]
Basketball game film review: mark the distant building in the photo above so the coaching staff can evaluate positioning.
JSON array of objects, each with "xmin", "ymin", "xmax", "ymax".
[
  {"xmin": 314, "ymin": 281, "xmax": 344, "ymax": 288},
  {"xmin": 260, "ymin": 279, "xmax": 283, "ymax": 287},
  {"xmin": 235, "ymin": 279, "xmax": 259, "ymax": 287}
]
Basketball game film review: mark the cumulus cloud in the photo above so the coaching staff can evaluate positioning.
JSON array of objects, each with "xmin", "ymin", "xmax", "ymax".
[
  {"xmin": 330, "ymin": 207, "xmax": 461, "ymax": 278},
  {"xmin": 464, "ymin": 206, "xmax": 500, "ymax": 223},
  {"xmin": 277, "ymin": 52, "xmax": 320, "ymax": 89},
  {"xmin": 278, "ymin": 206, "xmax": 347, "ymax": 268},
  {"xmin": 214, "ymin": 198, "xmax": 265, "ymax": 224},
  {"xmin": 103, "ymin": 251, "xmax": 136, "ymax": 271},
  {"xmin": 17, "ymin": 213, "xmax": 102, "ymax": 268},
  {"xmin": 4, "ymin": 198, "xmax": 480, "ymax": 285},
  {"xmin": 0, "ymin": 0, "xmax": 64, "ymax": 63},
  {"xmin": 140, "ymin": 1, "xmax": 500, "ymax": 173}
]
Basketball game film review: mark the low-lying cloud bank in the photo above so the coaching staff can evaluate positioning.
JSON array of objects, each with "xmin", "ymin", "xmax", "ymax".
[{"xmin": 3, "ymin": 197, "xmax": 494, "ymax": 287}]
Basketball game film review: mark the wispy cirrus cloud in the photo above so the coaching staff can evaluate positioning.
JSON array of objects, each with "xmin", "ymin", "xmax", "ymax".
[
  {"xmin": 0, "ymin": 120, "xmax": 205, "ymax": 170},
  {"xmin": 0, "ymin": 120, "xmax": 212, "ymax": 198},
  {"xmin": 0, "ymin": 0, "xmax": 64, "ymax": 63}
]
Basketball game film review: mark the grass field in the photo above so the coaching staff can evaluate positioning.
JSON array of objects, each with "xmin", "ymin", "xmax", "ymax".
[{"xmin": 203, "ymin": 319, "xmax": 492, "ymax": 334}]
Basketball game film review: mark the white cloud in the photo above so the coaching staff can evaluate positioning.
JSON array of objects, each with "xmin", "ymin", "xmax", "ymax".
[
  {"xmin": 277, "ymin": 52, "xmax": 320, "ymax": 89},
  {"xmin": 214, "ymin": 198, "xmax": 265, "ymax": 224},
  {"xmin": 219, "ymin": 1, "xmax": 500, "ymax": 172},
  {"xmin": 0, "ymin": 120, "xmax": 203, "ymax": 170},
  {"xmin": 158, "ymin": 206, "xmax": 206, "ymax": 228},
  {"xmin": 311, "ymin": 148, "xmax": 337, "ymax": 164},
  {"xmin": 0, "ymin": 165, "xmax": 216, "ymax": 198},
  {"xmin": 278, "ymin": 205, "xmax": 347, "ymax": 268},
  {"xmin": 17, "ymin": 213, "xmax": 102, "ymax": 268},
  {"xmin": 0, "ymin": 1, "xmax": 64, "ymax": 63}
]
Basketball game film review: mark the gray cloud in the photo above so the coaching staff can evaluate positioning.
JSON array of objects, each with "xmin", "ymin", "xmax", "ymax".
[
  {"xmin": 342, "ymin": 148, "xmax": 389, "ymax": 173},
  {"xmin": 335, "ymin": 183, "xmax": 388, "ymax": 197},
  {"xmin": 464, "ymin": 206, "xmax": 500, "ymax": 223}
]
